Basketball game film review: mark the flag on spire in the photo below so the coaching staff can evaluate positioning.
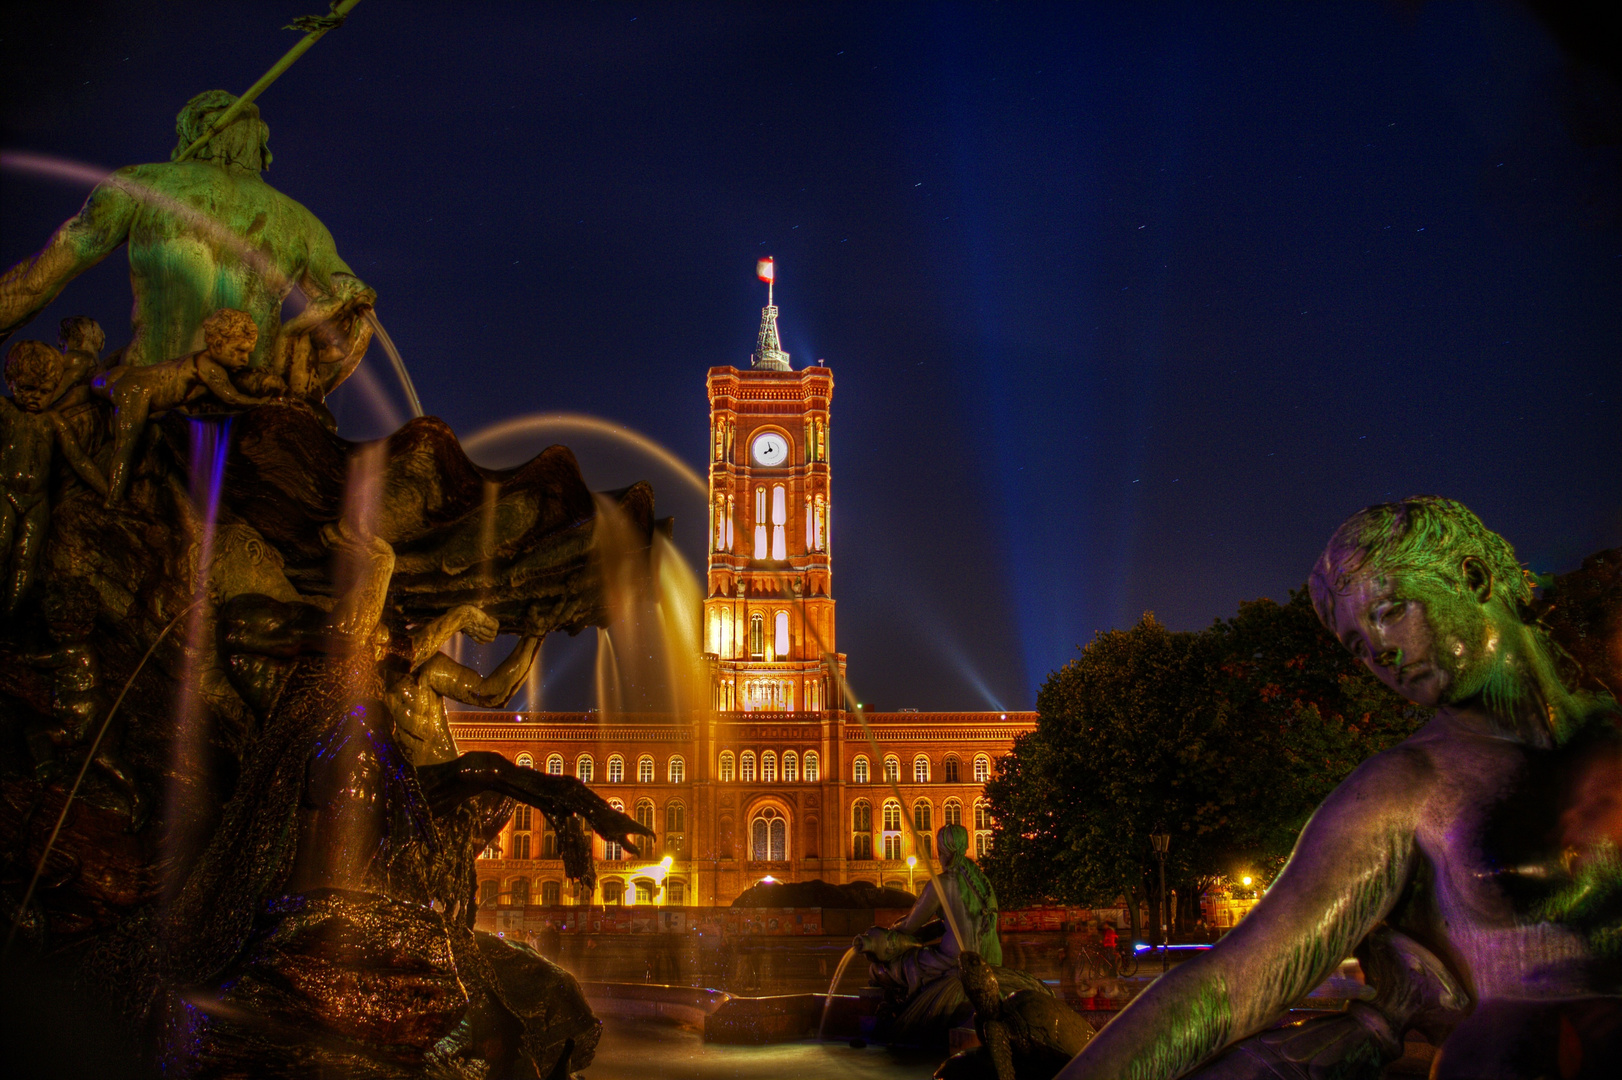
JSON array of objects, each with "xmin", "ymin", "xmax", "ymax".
[{"xmin": 756, "ymin": 257, "xmax": 774, "ymax": 284}]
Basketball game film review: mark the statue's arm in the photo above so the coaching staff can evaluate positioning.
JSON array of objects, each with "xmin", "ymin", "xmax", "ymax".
[
  {"xmin": 895, "ymin": 880, "xmax": 942, "ymax": 935},
  {"xmin": 408, "ymin": 604, "xmax": 496, "ymax": 669},
  {"xmin": 1056, "ymin": 747, "xmax": 1433, "ymax": 1080},
  {"xmin": 425, "ymin": 634, "xmax": 542, "ymax": 709},
  {"xmin": 0, "ymin": 174, "xmax": 137, "ymax": 343},
  {"xmin": 195, "ymin": 359, "xmax": 266, "ymax": 408},
  {"xmin": 51, "ymin": 415, "xmax": 108, "ymax": 495}
]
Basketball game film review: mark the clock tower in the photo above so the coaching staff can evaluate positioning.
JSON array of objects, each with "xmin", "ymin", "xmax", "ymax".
[{"xmin": 704, "ymin": 273, "xmax": 843, "ymax": 712}]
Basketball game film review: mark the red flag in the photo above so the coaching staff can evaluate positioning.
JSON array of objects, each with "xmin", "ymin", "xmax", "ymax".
[{"xmin": 756, "ymin": 257, "xmax": 774, "ymax": 284}]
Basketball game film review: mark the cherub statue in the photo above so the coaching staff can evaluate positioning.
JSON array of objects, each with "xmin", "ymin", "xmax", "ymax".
[
  {"xmin": 91, "ymin": 307, "xmax": 276, "ymax": 504},
  {"xmin": 24, "ymin": 579, "xmax": 148, "ymax": 831},
  {"xmin": 53, "ymin": 315, "xmax": 105, "ymax": 407},
  {"xmin": 1, "ymin": 340, "xmax": 107, "ymax": 616}
]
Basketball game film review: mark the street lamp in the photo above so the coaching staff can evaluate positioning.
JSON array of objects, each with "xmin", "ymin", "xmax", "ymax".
[
  {"xmin": 1149, "ymin": 829, "xmax": 1171, "ymax": 972},
  {"xmin": 907, "ymin": 855, "xmax": 917, "ymax": 892}
]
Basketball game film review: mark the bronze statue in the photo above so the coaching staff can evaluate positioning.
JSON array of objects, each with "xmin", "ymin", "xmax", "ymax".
[
  {"xmin": 0, "ymin": 91, "xmax": 374, "ymax": 395},
  {"xmin": 1057, "ymin": 497, "xmax": 1622, "ymax": 1079},
  {"xmin": 937, "ymin": 951, "xmax": 1095, "ymax": 1080},
  {"xmin": 1, "ymin": 341, "xmax": 106, "ymax": 615},
  {"xmin": 93, "ymin": 308, "xmax": 275, "ymax": 504}
]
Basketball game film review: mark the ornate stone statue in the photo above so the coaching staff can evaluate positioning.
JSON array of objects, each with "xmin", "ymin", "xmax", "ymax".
[
  {"xmin": 92, "ymin": 308, "xmax": 275, "ymax": 504},
  {"xmin": 1057, "ymin": 497, "xmax": 1622, "ymax": 1080},
  {"xmin": 0, "ymin": 91, "xmax": 374, "ymax": 398},
  {"xmin": 1, "ymin": 341, "xmax": 106, "ymax": 614},
  {"xmin": 857, "ymin": 823, "xmax": 1051, "ymax": 1041}
]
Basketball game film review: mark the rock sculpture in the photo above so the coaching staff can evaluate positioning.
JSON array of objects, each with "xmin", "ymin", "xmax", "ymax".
[{"xmin": 1057, "ymin": 497, "xmax": 1622, "ymax": 1080}]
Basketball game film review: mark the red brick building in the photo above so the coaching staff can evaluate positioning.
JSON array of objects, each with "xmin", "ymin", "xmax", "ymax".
[{"xmin": 451, "ymin": 291, "xmax": 1035, "ymax": 908}]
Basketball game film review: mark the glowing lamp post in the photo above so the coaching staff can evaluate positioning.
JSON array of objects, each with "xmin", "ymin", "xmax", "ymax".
[
  {"xmin": 1150, "ymin": 830, "xmax": 1171, "ymax": 972},
  {"xmin": 907, "ymin": 855, "xmax": 917, "ymax": 892}
]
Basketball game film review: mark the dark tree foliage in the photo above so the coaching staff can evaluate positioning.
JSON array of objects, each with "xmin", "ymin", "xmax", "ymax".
[{"xmin": 982, "ymin": 589, "xmax": 1430, "ymax": 921}]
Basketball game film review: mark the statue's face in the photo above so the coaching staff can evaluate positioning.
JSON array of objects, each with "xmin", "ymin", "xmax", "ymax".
[
  {"xmin": 1330, "ymin": 568, "xmax": 1496, "ymax": 707},
  {"xmin": 9, "ymin": 367, "xmax": 58, "ymax": 411},
  {"xmin": 212, "ymin": 332, "xmax": 256, "ymax": 369}
]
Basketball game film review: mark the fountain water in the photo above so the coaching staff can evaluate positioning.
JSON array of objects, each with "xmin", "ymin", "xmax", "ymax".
[{"xmin": 816, "ymin": 945, "xmax": 861, "ymax": 1040}]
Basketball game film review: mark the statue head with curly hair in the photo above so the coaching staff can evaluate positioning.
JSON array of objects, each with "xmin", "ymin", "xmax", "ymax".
[{"xmin": 171, "ymin": 90, "xmax": 272, "ymax": 173}]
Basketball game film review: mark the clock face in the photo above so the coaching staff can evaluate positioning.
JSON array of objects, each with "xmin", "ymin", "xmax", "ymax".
[{"xmin": 751, "ymin": 431, "xmax": 790, "ymax": 467}]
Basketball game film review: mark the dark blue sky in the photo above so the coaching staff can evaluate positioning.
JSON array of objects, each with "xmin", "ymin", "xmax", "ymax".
[{"xmin": 3, "ymin": 2, "xmax": 1618, "ymax": 711}]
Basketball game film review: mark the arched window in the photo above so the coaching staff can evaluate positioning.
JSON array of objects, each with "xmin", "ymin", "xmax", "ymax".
[
  {"xmin": 740, "ymin": 751, "xmax": 757, "ymax": 782},
  {"xmin": 668, "ymin": 755, "xmax": 685, "ymax": 783},
  {"xmin": 604, "ymin": 799, "xmax": 625, "ymax": 860},
  {"xmin": 973, "ymin": 754, "xmax": 991, "ymax": 783},
  {"xmin": 632, "ymin": 878, "xmax": 659, "ymax": 905},
  {"xmin": 546, "ymin": 754, "xmax": 564, "ymax": 776},
  {"xmin": 754, "ymin": 485, "xmax": 768, "ymax": 560},
  {"xmin": 510, "ymin": 877, "xmax": 530, "ymax": 907},
  {"xmin": 634, "ymin": 799, "xmax": 655, "ymax": 834},
  {"xmin": 804, "ymin": 750, "xmax": 820, "ymax": 782},
  {"xmin": 943, "ymin": 755, "xmax": 960, "ymax": 782},
  {"xmin": 782, "ymin": 750, "xmax": 798, "ymax": 783},
  {"xmin": 541, "ymin": 880, "xmax": 561, "ymax": 906},
  {"xmin": 774, "ymin": 609, "xmax": 789, "ymax": 660},
  {"xmin": 851, "ymin": 800, "xmax": 873, "ymax": 860},
  {"xmin": 749, "ymin": 612, "xmax": 765, "ymax": 658},
  {"xmin": 638, "ymin": 755, "xmax": 655, "ymax": 783},
  {"xmin": 853, "ymin": 756, "xmax": 869, "ymax": 784},
  {"xmin": 517, "ymin": 753, "xmax": 533, "ymax": 768},
  {"xmin": 881, "ymin": 800, "xmax": 903, "ymax": 861},
  {"xmin": 719, "ymin": 751, "xmax": 735, "ymax": 781},
  {"xmin": 510, "ymin": 805, "xmax": 532, "ymax": 860},
  {"xmin": 761, "ymin": 750, "xmax": 777, "ymax": 783},
  {"xmin": 771, "ymin": 484, "xmax": 787, "ymax": 561},
  {"xmin": 665, "ymin": 801, "xmax": 686, "ymax": 855},
  {"xmin": 479, "ymin": 879, "xmax": 498, "ymax": 907},
  {"xmin": 751, "ymin": 807, "xmax": 787, "ymax": 861},
  {"xmin": 607, "ymin": 755, "xmax": 625, "ymax": 783},
  {"xmin": 541, "ymin": 815, "xmax": 558, "ymax": 858},
  {"xmin": 813, "ymin": 492, "xmax": 826, "ymax": 551},
  {"xmin": 602, "ymin": 880, "xmax": 624, "ymax": 905},
  {"xmin": 974, "ymin": 798, "xmax": 990, "ymax": 831},
  {"xmin": 576, "ymin": 755, "xmax": 594, "ymax": 782},
  {"xmin": 943, "ymin": 798, "xmax": 963, "ymax": 826},
  {"xmin": 913, "ymin": 799, "xmax": 933, "ymax": 858},
  {"xmin": 883, "ymin": 756, "xmax": 900, "ymax": 783},
  {"xmin": 913, "ymin": 755, "xmax": 930, "ymax": 783}
]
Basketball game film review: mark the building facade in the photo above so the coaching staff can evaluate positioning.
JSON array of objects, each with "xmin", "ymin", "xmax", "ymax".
[{"xmin": 450, "ymin": 289, "xmax": 1036, "ymax": 909}]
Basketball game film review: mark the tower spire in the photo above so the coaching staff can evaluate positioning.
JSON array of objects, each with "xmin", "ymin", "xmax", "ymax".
[{"xmin": 752, "ymin": 256, "xmax": 790, "ymax": 371}]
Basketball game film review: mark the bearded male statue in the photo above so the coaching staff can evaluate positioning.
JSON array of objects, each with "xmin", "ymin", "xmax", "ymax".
[{"xmin": 1059, "ymin": 496, "xmax": 1621, "ymax": 1080}]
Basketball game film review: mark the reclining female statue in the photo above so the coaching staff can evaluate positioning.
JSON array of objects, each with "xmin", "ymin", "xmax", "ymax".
[{"xmin": 1058, "ymin": 496, "xmax": 1621, "ymax": 1079}]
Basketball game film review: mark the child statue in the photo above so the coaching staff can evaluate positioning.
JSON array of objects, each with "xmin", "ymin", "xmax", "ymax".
[
  {"xmin": 1, "ymin": 340, "xmax": 108, "ymax": 616},
  {"xmin": 92, "ymin": 307, "xmax": 277, "ymax": 504}
]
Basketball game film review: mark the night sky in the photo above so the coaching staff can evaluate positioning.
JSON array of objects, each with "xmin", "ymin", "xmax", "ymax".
[{"xmin": 3, "ymin": 3, "xmax": 1618, "ymax": 712}]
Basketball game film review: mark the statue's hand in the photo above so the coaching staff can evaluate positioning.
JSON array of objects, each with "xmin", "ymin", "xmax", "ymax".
[
  {"xmin": 585, "ymin": 801, "xmax": 656, "ymax": 858},
  {"xmin": 457, "ymin": 606, "xmax": 499, "ymax": 644}
]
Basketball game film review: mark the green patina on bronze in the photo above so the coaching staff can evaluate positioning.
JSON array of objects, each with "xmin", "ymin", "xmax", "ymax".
[{"xmin": 1121, "ymin": 976, "xmax": 1233, "ymax": 1080}]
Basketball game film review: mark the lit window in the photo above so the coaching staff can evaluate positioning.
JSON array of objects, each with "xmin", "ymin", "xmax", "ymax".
[
  {"xmin": 577, "ymin": 755, "xmax": 594, "ymax": 782},
  {"xmin": 943, "ymin": 756, "xmax": 960, "ymax": 783},
  {"xmin": 771, "ymin": 484, "xmax": 786, "ymax": 560},
  {"xmin": 541, "ymin": 880, "xmax": 560, "ymax": 906},
  {"xmin": 635, "ymin": 799, "xmax": 655, "ymax": 835},
  {"xmin": 761, "ymin": 750, "xmax": 777, "ymax": 783},
  {"xmin": 741, "ymin": 751, "xmax": 757, "ymax": 783},
  {"xmin": 881, "ymin": 800, "xmax": 902, "ymax": 861},
  {"xmin": 547, "ymin": 754, "xmax": 564, "ymax": 776},
  {"xmin": 803, "ymin": 751, "xmax": 819, "ymax": 782},
  {"xmin": 665, "ymin": 801, "xmax": 686, "ymax": 856},
  {"xmin": 604, "ymin": 799, "xmax": 625, "ymax": 860},
  {"xmin": 667, "ymin": 880, "xmax": 686, "ymax": 905},
  {"xmin": 479, "ymin": 879, "xmax": 498, "ymax": 906},
  {"xmin": 542, "ymin": 816, "xmax": 558, "ymax": 857},
  {"xmin": 973, "ymin": 754, "xmax": 991, "ymax": 783},
  {"xmin": 751, "ymin": 807, "xmax": 787, "ymax": 861},
  {"xmin": 668, "ymin": 756, "xmax": 686, "ymax": 783},
  {"xmin": 607, "ymin": 755, "xmax": 624, "ymax": 783},
  {"xmin": 719, "ymin": 751, "xmax": 735, "ymax": 782},
  {"xmin": 783, "ymin": 750, "xmax": 798, "ymax": 782},
  {"xmin": 750, "ymin": 613, "xmax": 765, "ymax": 659},
  {"xmin": 602, "ymin": 880, "xmax": 624, "ymax": 905},
  {"xmin": 510, "ymin": 804, "xmax": 532, "ymax": 860},
  {"xmin": 913, "ymin": 756, "xmax": 930, "ymax": 783},
  {"xmin": 853, "ymin": 756, "xmax": 869, "ymax": 784},
  {"xmin": 774, "ymin": 609, "xmax": 789, "ymax": 660},
  {"xmin": 754, "ymin": 486, "xmax": 768, "ymax": 559},
  {"xmin": 975, "ymin": 831, "xmax": 992, "ymax": 858},
  {"xmin": 509, "ymin": 877, "xmax": 530, "ymax": 907},
  {"xmin": 851, "ymin": 799, "xmax": 873, "ymax": 860},
  {"xmin": 913, "ymin": 800, "xmax": 933, "ymax": 857},
  {"xmin": 974, "ymin": 799, "xmax": 990, "ymax": 831},
  {"xmin": 638, "ymin": 755, "xmax": 654, "ymax": 783},
  {"xmin": 814, "ymin": 493, "xmax": 826, "ymax": 551},
  {"xmin": 883, "ymin": 756, "xmax": 900, "ymax": 783},
  {"xmin": 943, "ymin": 798, "xmax": 962, "ymax": 826},
  {"xmin": 517, "ymin": 753, "xmax": 533, "ymax": 768}
]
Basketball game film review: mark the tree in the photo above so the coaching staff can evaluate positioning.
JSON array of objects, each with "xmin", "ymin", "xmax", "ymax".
[{"xmin": 984, "ymin": 588, "xmax": 1429, "ymax": 934}]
